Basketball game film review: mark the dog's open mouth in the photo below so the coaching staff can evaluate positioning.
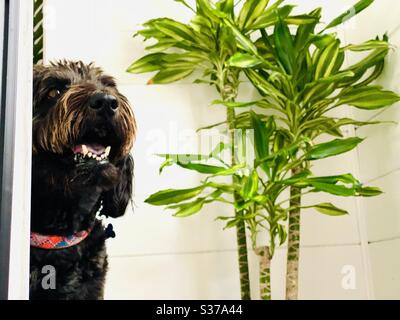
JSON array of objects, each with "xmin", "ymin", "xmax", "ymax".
[{"xmin": 72, "ymin": 143, "xmax": 111, "ymax": 164}]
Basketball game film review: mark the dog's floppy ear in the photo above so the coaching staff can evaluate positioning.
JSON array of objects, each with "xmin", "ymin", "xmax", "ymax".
[{"xmin": 102, "ymin": 155, "xmax": 134, "ymax": 218}]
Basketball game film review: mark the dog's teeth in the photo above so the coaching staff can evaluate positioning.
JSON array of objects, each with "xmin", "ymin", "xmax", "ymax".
[
  {"xmin": 88, "ymin": 152, "xmax": 93, "ymax": 158},
  {"xmin": 82, "ymin": 144, "xmax": 88, "ymax": 156},
  {"xmin": 96, "ymin": 156, "xmax": 101, "ymax": 161},
  {"xmin": 105, "ymin": 146, "xmax": 111, "ymax": 156}
]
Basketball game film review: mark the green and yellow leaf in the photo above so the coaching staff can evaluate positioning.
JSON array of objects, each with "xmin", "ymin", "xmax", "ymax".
[
  {"xmin": 145, "ymin": 186, "xmax": 205, "ymax": 205},
  {"xmin": 306, "ymin": 137, "xmax": 363, "ymax": 160}
]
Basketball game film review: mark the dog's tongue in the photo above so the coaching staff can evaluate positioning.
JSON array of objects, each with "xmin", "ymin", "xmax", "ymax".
[{"xmin": 73, "ymin": 143, "xmax": 106, "ymax": 155}]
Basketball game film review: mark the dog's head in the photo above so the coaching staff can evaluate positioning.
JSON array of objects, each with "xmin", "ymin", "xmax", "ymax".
[
  {"xmin": 32, "ymin": 61, "xmax": 136, "ymax": 218},
  {"xmin": 33, "ymin": 60, "xmax": 136, "ymax": 164}
]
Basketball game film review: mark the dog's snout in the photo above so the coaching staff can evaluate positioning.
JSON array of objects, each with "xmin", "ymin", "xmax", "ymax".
[{"xmin": 89, "ymin": 93, "xmax": 118, "ymax": 115}]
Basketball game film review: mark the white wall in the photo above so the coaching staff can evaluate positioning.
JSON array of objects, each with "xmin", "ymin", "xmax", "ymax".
[
  {"xmin": 42, "ymin": 0, "xmax": 400, "ymax": 299},
  {"xmin": 345, "ymin": 0, "xmax": 400, "ymax": 300}
]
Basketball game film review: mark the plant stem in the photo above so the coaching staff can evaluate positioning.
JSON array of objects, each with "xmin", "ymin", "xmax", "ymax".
[
  {"xmin": 236, "ymin": 211, "xmax": 251, "ymax": 299},
  {"xmin": 255, "ymin": 246, "xmax": 271, "ymax": 300},
  {"xmin": 219, "ymin": 68, "xmax": 251, "ymax": 300},
  {"xmin": 285, "ymin": 167, "xmax": 302, "ymax": 300},
  {"xmin": 227, "ymin": 106, "xmax": 251, "ymax": 300}
]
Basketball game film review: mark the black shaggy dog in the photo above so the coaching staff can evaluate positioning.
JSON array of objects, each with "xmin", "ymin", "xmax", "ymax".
[{"xmin": 30, "ymin": 61, "xmax": 136, "ymax": 300}]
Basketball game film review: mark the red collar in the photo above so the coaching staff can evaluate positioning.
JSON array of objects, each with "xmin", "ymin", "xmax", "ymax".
[{"xmin": 30, "ymin": 228, "xmax": 91, "ymax": 249}]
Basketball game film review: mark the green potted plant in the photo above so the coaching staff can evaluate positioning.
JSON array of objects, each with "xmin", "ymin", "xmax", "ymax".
[
  {"xmin": 127, "ymin": 0, "xmax": 317, "ymax": 299},
  {"xmin": 227, "ymin": 0, "xmax": 399, "ymax": 299},
  {"xmin": 128, "ymin": 0, "xmax": 399, "ymax": 300}
]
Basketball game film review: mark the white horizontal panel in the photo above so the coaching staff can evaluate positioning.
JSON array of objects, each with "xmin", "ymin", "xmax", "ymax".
[
  {"xmin": 105, "ymin": 251, "xmax": 241, "ymax": 300},
  {"xmin": 343, "ymin": 0, "xmax": 400, "ymax": 45},
  {"xmin": 44, "ymin": 0, "xmax": 193, "ymax": 36},
  {"xmin": 356, "ymin": 105, "xmax": 400, "ymax": 182},
  {"xmin": 43, "ymin": 0, "xmax": 252, "ymax": 86},
  {"xmin": 106, "ymin": 201, "xmax": 239, "ymax": 257},
  {"xmin": 91, "ymin": 0, "xmax": 195, "ymax": 32},
  {"xmin": 253, "ymin": 240, "xmax": 367, "ymax": 300},
  {"xmin": 289, "ymin": 0, "xmax": 353, "ymax": 34},
  {"xmin": 44, "ymin": 0, "xmax": 97, "ymax": 63},
  {"xmin": 105, "ymin": 244, "xmax": 367, "ymax": 300},
  {"xmin": 107, "ymin": 246, "xmax": 285, "ymax": 300},
  {"xmin": 369, "ymin": 238, "xmax": 400, "ymax": 299},
  {"xmin": 310, "ymin": 151, "xmax": 358, "ymax": 178},
  {"xmin": 341, "ymin": 1, "xmax": 400, "ymax": 122},
  {"xmin": 299, "ymin": 245, "xmax": 368, "ymax": 300},
  {"xmin": 44, "ymin": 0, "xmax": 194, "ymax": 85},
  {"xmin": 118, "ymin": 82, "xmax": 258, "ymax": 133},
  {"xmin": 352, "ymin": 18, "xmax": 400, "ymax": 180},
  {"xmin": 351, "ymin": 28, "xmax": 400, "ymax": 123},
  {"xmin": 359, "ymin": 170, "xmax": 400, "ymax": 242},
  {"xmin": 301, "ymin": 192, "xmax": 360, "ymax": 246}
]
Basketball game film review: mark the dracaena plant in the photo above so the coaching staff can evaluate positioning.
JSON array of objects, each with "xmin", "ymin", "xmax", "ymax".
[
  {"xmin": 127, "ymin": 0, "xmax": 317, "ymax": 300},
  {"xmin": 226, "ymin": 0, "xmax": 400, "ymax": 299},
  {"xmin": 33, "ymin": 0, "xmax": 44, "ymax": 64}
]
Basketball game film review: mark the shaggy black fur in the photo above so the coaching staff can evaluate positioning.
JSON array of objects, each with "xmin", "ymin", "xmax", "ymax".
[{"xmin": 30, "ymin": 61, "xmax": 136, "ymax": 300}]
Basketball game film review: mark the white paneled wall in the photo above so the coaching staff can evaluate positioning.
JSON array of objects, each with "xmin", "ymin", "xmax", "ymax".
[
  {"xmin": 349, "ymin": 0, "xmax": 400, "ymax": 300},
  {"xmin": 43, "ymin": 0, "xmax": 399, "ymax": 299}
]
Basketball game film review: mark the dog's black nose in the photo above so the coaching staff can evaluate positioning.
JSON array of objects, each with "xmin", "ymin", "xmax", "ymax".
[{"xmin": 89, "ymin": 93, "xmax": 118, "ymax": 116}]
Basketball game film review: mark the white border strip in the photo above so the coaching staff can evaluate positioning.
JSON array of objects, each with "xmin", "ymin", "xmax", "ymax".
[{"xmin": 5, "ymin": 0, "xmax": 32, "ymax": 300}]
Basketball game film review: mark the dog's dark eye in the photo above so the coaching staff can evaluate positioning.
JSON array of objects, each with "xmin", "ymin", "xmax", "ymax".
[{"xmin": 47, "ymin": 89, "xmax": 61, "ymax": 99}]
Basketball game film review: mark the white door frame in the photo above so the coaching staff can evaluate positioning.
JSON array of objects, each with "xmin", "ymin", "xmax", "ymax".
[{"xmin": 0, "ymin": 0, "xmax": 33, "ymax": 300}]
